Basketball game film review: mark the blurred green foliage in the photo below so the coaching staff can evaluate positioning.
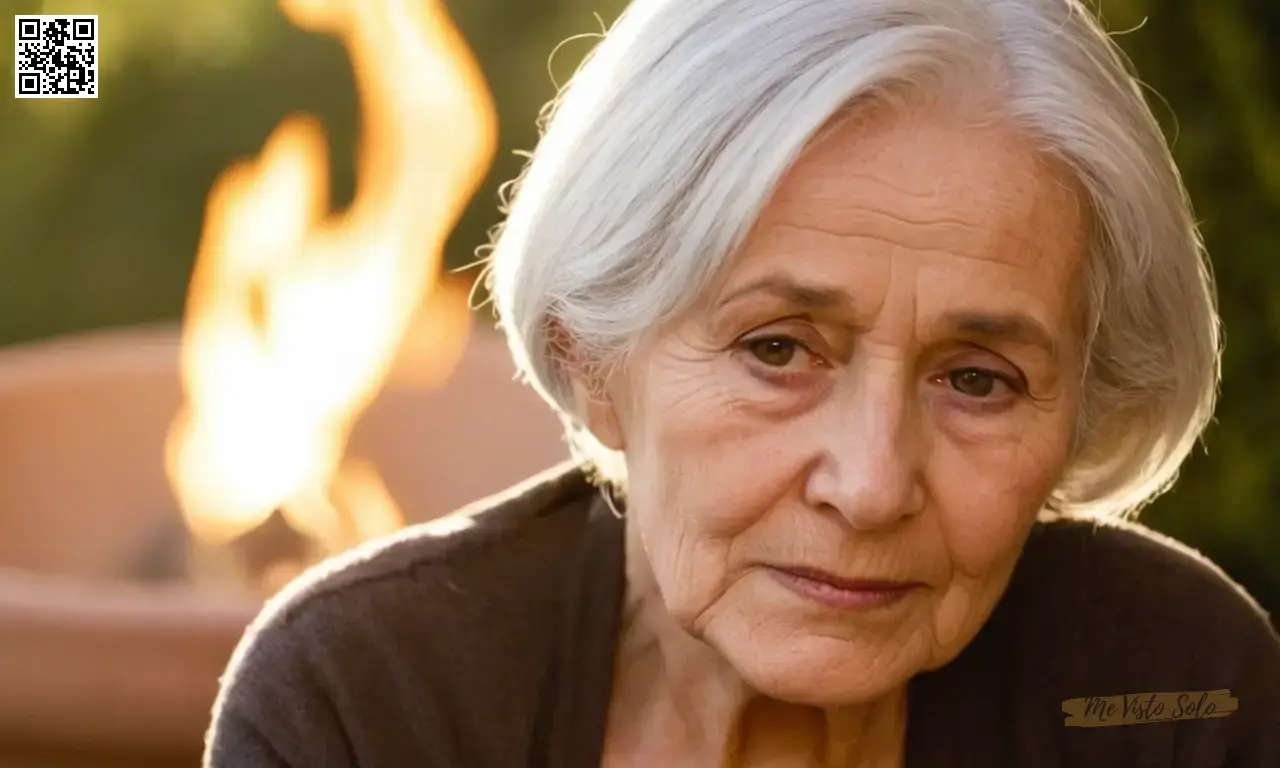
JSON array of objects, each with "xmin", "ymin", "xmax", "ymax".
[{"xmin": 1, "ymin": 0, "xmax": 1276, "ymax": 621}]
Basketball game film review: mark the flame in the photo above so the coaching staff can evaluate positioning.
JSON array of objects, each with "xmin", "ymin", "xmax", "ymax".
[{"xmin": 165, "ymin": 0, "xmax": 496, "ymax": 553}]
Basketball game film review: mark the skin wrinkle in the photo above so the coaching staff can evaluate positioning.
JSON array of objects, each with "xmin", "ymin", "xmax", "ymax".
[
  {"xmin": 713, "ymin": 235, "xmax": 1066, "ymax": 371},
  {"xmin": 772, "ymin": 222, "xmax": 1023, "ymax": 269},
  {"xmin": 591, "ymin": 99, "xmax": 1087, "ymax": 767},
  {"xmin": 792, "ymin": 207, "xmax": 990, "ymax": 239}
]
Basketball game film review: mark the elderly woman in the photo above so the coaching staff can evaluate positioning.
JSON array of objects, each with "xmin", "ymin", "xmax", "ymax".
[{"xmin": 205, "ymin": 0, "xmax": 1280, "ymax": 765}]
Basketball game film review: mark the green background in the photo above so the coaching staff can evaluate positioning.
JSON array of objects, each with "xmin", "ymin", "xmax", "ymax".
[{"xmin": 2, "ymin": 0, "xmax": 1276, "ymax": 623}]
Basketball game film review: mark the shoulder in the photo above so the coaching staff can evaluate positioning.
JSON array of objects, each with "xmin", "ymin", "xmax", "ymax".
[
  {"xmin": 261, "ymin": 458, "xmax": 599, "ymax": 621},
  {"xmin": 248, "ymin": 458, "xmax": 601, "ymax": 654},
  {"xmin": 996, "ymin": 515, "xmax": 1280, "ymax": 764},
  {"xmin": 1010, "ymin": 515, "xmax": 1277, "ymax": 652},
  {"xmin": 205, "ymin": 461, "xmax": 603, "ymax": 766}
]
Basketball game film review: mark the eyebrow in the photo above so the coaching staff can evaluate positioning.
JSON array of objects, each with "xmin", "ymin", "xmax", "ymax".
[
  {"xmin": 715, "ymin": 274, "xmax": 854, "ymax": 313},
  {"xmin": 941, "ymin": 310, "xmax": 1060, "ymax": 359},
  {"xmin": 714, "ymin": 273, "xmax": 1061, "ymax": 358}
]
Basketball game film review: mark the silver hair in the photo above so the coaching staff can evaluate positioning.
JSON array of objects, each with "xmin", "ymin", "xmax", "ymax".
[{"xmin": 482, "ymin": 0, "xmax": 1221, "ymax": 518}]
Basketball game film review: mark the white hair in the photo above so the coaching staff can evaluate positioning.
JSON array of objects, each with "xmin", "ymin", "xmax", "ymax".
[{"xmin": 482, "ymin": 0, "xmax": 1221, "ymax": 518}]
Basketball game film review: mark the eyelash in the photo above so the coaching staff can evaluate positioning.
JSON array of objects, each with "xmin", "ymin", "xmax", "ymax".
[{"xmin": 737, "ymin": 334, "xmax": 1027, "ymax": 400}]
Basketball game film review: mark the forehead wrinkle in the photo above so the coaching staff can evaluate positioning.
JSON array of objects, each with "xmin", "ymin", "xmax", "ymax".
[
  {"xmin": 763, "ymin": 203, "xmax": 1042, "ymax": 274},
  {"xmin": 770, "ymin": 137, "xmax": 1078, "ymax": 272}
]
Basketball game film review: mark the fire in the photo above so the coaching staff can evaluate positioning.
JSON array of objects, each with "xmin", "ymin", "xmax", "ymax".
[{"xmin": 165, "ymin": 0, "xmax": 496, "ymax": 558}]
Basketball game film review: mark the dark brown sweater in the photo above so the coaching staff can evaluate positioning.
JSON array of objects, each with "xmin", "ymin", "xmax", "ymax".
[{"xmin": 204, "ymin": 462, "xmax": 1280, "ymax": 767}]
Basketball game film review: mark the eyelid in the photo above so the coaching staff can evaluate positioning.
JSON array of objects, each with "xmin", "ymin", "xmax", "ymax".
[
  {"xmin": 937, "ymin": 345, "xmax": 1028, "ymax": 387},
  {"xmin": 962, "ymin": 365, "xmax": 1027, "ymax": 394},
  {"xmin": 743, "ymin": 318, "xmax": 835, "ymax": 351},
  {"xmin": 929, "ymin": 367, "xmax": 1025, "ymax": 407},
  {"xmin": 953, "ymin": 365, "xmax": 1019, "ymax": 383},
  {"xmin": 742, "ymin": 331, "xmax": 826, "ymax": 362},
  {"xmin": 737, "ymin": 334, "xmax": 829, "ymax": 383},
  {"xmin": 741, "ymin": 333, "xmax": 814, "ymax": 359}
]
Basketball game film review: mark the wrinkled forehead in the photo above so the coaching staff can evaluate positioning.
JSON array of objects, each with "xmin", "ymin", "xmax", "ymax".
[
  {"xmin": 702, "ymin": 103, "xmax": 1090, "ymax": 333},
  {"xmin": 774, "ymin": 104, "xmax": 1085, "ymax": 267}
]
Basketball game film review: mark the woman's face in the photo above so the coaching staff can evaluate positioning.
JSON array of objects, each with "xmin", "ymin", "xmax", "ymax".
[{"xmin": 590, "ymin": 101, "xmax": 1087, "ymax": 705}]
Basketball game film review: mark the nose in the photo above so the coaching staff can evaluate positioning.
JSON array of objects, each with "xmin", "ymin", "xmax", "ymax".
[{"xmin": 803, "ymin": 364, "xmax": 923, "ymax": 530}]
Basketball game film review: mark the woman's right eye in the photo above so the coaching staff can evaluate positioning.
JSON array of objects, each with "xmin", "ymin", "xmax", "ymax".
[{"xmin": 744, "ymin": 336, "xmax": 802, "ymax": 367}]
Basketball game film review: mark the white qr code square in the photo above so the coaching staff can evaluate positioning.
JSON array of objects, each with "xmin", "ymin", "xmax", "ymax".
[{"xmin": 14, "ymin": 15, "xmax": 98, "ymax": 99}]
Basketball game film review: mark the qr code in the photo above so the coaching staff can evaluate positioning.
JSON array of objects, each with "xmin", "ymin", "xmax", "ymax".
[{"xmin": 14, "ymin": 15, "xmax": 98, "ymax": 99}]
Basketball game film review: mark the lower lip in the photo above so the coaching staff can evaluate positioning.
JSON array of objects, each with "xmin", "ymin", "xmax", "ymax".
[{"xmin": 768, "ymin": 569, "xmax": 919, "ymax": 610}]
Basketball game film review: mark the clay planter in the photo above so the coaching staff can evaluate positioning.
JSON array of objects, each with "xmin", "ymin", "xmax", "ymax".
[{"xmin": 0, "ymin": 324, "xmax": 567, "ymax": 767}]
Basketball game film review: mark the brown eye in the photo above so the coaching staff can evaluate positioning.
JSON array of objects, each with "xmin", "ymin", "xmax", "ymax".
[
  {"xmin": 948, "ymin": 368, "xmax": 998, "ymax": 397},
  {"xmin": 747, "ymin": 337, "xmax": 799, "ymax": 367}
]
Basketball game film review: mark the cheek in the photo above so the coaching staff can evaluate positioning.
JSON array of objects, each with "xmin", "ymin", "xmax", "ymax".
[
  {"xmin": 932, "ymin": 391, "xmax": 1075, "ymax": 563},
  {"xmin": 625, "ymin": 356, "xmax": 803, "ymax": 536},
  {"xmin": 926, "ymin": 421, "xmax": 1069, "ymax": 646},
  {"xmin": 935, "ymin": 436, "xmax": 1065, "ymax": 574},
  {"xmin": 627, "ymin": 477, "xmax": 739, "ymax": 627},
  {"xmin": 623, "ymin": 361, "xmax": 813, "ymax": 620}
]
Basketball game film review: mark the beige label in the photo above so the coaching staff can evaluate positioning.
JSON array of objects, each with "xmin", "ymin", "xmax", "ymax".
[{"xmin": 1061, "ymin": 689, "xmax": 1237, "ymax": 727}]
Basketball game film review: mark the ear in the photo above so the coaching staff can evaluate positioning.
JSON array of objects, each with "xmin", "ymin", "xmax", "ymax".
[
  {"xmin": 570, "ymin": 370, "xmax": 626, "ymax": 451},
  {"xmin": 548, "ymin": 319, "xmax": 626, "ymax": 451}
]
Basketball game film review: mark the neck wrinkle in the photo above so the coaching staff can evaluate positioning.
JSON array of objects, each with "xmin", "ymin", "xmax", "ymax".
[{"xmin": 614, "ymin": 517, "xmax": 750, "ymax": 762}]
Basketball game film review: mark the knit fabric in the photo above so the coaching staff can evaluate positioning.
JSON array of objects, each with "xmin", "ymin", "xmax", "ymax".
[{"xmin": 205, "ymin": 462, "xmax": 1280, "ymax": 767}]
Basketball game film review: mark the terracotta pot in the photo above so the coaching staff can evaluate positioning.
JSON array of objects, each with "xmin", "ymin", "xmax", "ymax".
[{"xmin": 0, "ymin": 323, "xmax": 568, "ymax": 766}]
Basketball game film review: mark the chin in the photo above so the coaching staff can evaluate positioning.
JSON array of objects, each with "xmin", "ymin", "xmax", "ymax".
[{"xmin": 711, "ymin": 631, "xmax": 920, "ymax": 706}]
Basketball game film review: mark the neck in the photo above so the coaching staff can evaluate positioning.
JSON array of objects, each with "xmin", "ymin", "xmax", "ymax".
[{"xmin": 606, "ymin": 521, "xmax": 907, "ymax": 767}]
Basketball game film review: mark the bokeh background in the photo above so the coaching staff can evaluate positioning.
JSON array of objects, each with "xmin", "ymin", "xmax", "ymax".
[
  {"xmin": 1, "ymin": 0, "xmax": 1276, "ymax": 763},
  {"xmin": 2, "ymin": 0, "xmax": 1276, "ymax": 623}
]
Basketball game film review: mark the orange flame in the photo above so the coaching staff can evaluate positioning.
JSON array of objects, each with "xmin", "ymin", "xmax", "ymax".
[{"xmin": 165, "ymin": 0, "xmax": 497, "ymax": 553}]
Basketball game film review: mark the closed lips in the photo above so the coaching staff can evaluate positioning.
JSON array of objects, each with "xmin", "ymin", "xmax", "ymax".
[{"xmin": 770, "ymin": 566, "xmax": 921, "ymax": 592}]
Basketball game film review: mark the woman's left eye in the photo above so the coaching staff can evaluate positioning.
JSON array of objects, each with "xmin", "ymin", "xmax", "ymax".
[{"xmin": 945, "ymin": 368, "xmax": 1013, "ymax": 398}]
